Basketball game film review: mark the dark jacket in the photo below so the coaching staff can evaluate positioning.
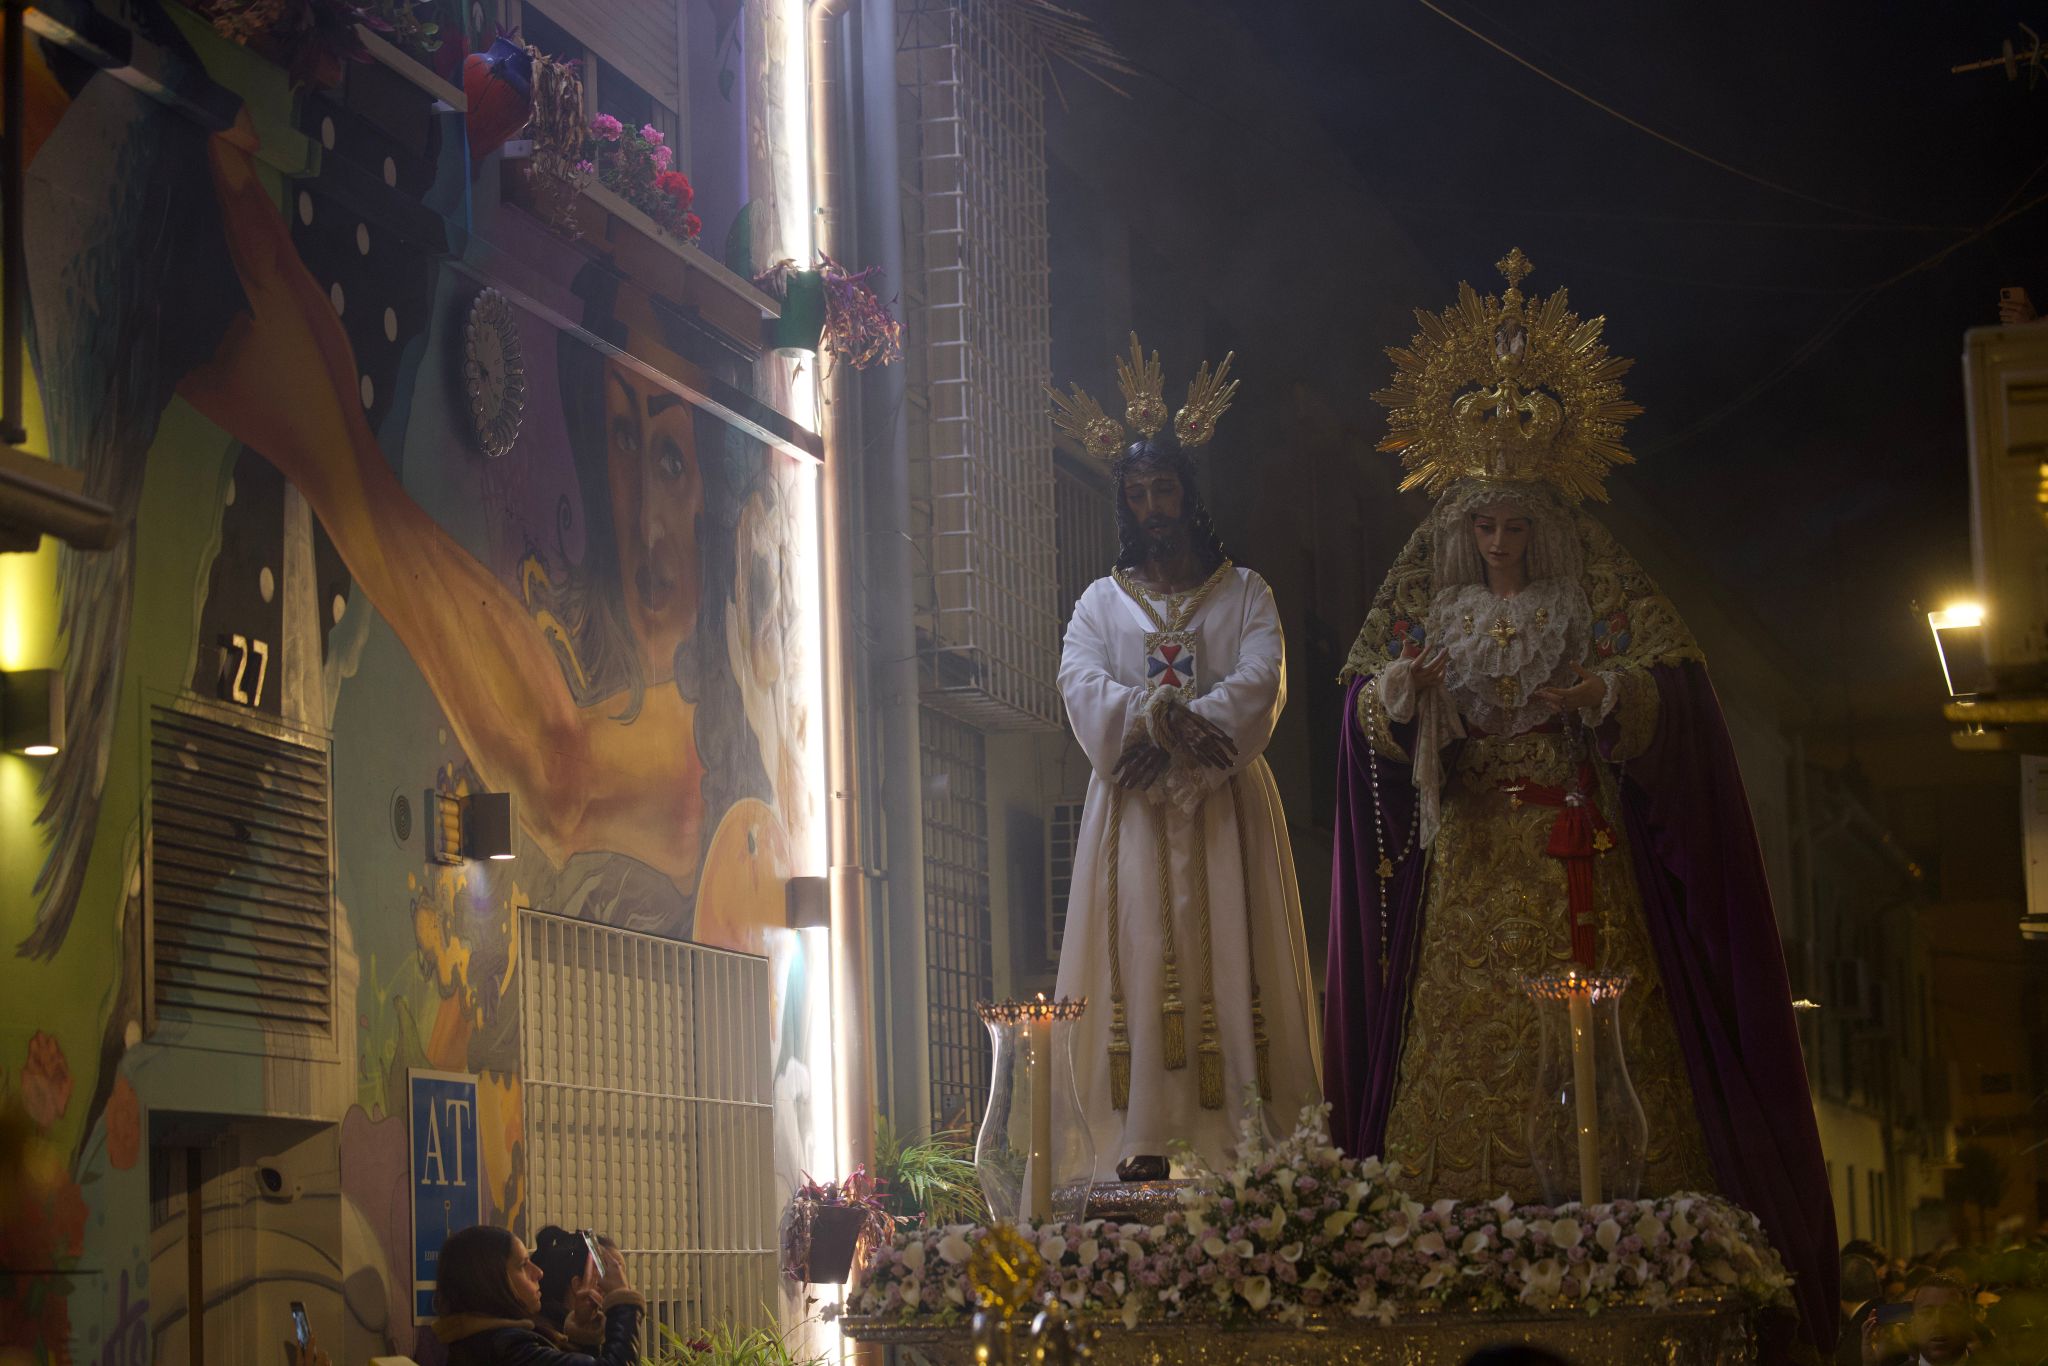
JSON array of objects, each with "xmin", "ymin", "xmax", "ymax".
[{"xmin": 435, "ymin": 1291, "xmax": 643, "ymax": 1366}]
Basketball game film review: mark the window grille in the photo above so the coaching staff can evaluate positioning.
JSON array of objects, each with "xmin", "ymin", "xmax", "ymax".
[
  {"xmin": 919, "ymin": 708, "xmax": 994, "ymax": 1129},
  {"xmin": 1044, "ymin": 799, "xmax": 1085, "ymax": 967},
  {"xmin": 519, "ymin": 911, "xmax": 774, "ymax": 1342},
  {"xmin": 146, "ymin": 700, "xmax": 333, "ymax": 1038},
  {"xmin": 900, "ymin": 0, "xmax": 1062, "ymax": 731}
]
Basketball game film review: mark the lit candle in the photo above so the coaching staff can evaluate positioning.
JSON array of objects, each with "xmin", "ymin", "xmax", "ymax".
[
  {"xmin": 1567, "ymin": 974, "xmax": 1601, "ymax": 1207},
  {"xmin": 1030, "ymin": 995, "xmax": 1053, "ymax": 1221}
]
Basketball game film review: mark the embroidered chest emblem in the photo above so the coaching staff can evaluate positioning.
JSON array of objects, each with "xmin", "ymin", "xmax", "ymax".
[{"xmin": 1146, "ymin": 631, "xmax": 1199, "ymax": 692}]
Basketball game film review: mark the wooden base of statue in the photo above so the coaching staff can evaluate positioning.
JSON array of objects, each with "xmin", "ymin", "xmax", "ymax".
[{"xmin": 847, "ymin": 1298, "xmax": 1763, "ymax": 1366}]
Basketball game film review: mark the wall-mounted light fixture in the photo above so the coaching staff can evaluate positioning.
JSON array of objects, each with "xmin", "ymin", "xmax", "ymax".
[
  {"xmin": 785, "ymin": 874, "xmax": 830, "ymax": 930},
  {"xmin": 1928, "ymin": 602, "xmax": 1992, "ymax": 699},
  {"xmin": 426, "ymin": 789, "xmax": 516, "ymax": 863},
  {"xmin": 0, "ymin": 666, "xmax": 62, "ymax": 756}
]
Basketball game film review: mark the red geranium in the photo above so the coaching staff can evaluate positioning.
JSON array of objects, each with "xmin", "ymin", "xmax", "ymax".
[
  {"xmin": 681, "ymin": 212, "xmax": 703, "ymax": 240},
  {"xmin": 656, "ymin": 171, "xmax": 694, "ymax": 208}
]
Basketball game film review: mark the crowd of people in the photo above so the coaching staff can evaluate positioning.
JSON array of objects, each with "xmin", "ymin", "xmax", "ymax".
[{"xmin": 1836, "ymin": 1237, "xmax": 2048, "ymax": 1366}]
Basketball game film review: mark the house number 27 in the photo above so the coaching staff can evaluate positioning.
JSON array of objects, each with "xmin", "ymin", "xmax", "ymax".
[{"xmin": 219, "ymin": 634, "xmax": 271, "ymax": 708}]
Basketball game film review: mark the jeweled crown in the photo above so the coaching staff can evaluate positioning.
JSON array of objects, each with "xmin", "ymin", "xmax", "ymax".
[
  {"xmin": 1048, "ymin": 333, "xmax": 1238, "ymax": 462},
  {"xmin": 1374, "ymin": 250, "xmax": 1640, "ymax": 503}
]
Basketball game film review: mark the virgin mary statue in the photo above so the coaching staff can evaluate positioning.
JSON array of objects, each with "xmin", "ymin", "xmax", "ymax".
[{"xmin": 1324, "ymin": 251, "xmax": 1837, "ymax": 1352}]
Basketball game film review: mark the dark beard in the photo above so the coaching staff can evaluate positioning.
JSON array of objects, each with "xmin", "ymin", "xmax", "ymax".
[{"xmin": 1143, "ymin": 521, "xmax": 1187, "ymax": 558}]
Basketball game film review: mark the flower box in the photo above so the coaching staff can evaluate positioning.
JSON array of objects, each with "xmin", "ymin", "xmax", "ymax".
[
  {"xmin": 500, "ymin": 162, "xmax": 780, "ymax": 363},
  {"xmin": 353, "ymin": 24, "xmax": 465, "ymax": 109}
]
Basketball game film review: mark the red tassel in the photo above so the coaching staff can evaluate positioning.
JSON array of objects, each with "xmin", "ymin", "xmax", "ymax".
[{"xmin": 1547, "ymin": 805, "xmax": 1599, "ymax": 968}]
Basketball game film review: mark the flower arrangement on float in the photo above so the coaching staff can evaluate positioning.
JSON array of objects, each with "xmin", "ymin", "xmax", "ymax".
[{"xmin": 844, "ymin": 1104, "xmax": 1792, "ymax": 1329}]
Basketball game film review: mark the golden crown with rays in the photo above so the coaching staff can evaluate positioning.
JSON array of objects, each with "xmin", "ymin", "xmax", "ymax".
[
  {"xmin": 1048, "ymin": 333, "xmax": 1239, "ymax": 462},
  {"xmin": 1375, "ymin": 249, "xmax": 1641, "ymax": 503}
]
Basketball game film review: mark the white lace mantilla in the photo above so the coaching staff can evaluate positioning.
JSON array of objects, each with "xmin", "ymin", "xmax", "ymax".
[{"xmin": 1427, "ymin": 578, "xmax": 1595, "ymax": 738}]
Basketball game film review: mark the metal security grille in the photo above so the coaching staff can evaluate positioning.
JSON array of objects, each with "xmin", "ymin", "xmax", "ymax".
[
  {"xmin": 919, "ymin": 707, "xmax": 994, "ymax": 1129},
  {"xmin": 1054, "ymin": 456, "xmax": 1116, "ymax": 631},
  {"xmin": 146, "ymin": 701, "xmax": 333, "ymax": 1035},
  {"xmin": 901, "ymin": 0, "xmax": 1062, "ymax": 731},
  {"xmin": 519, "ymin": 911, "xmax": 774, "ymax": 1342},
  {"xmin": 1044, "ymin": 799, "xmax": 1085, "ymax": 966}
]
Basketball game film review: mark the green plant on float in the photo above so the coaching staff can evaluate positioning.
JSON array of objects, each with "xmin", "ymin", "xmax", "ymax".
[
  {"xmin": 872, "ymin": 1114, "xmax": 986, "ymax": 1227},
  {"xmin": 648, "ymin": 1316, "xmax": 830, "ymax": 1366}
]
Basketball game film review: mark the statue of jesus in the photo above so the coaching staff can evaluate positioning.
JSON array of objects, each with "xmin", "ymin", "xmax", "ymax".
[{"xmin": 1049, "ymin": 338, "xmax": 1322, "ymax": 1183}]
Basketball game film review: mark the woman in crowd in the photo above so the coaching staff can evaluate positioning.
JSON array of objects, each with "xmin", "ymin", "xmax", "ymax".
[{"xmin": 433, "ymin": 1224, "xmax": 643, "ymax": 1365}]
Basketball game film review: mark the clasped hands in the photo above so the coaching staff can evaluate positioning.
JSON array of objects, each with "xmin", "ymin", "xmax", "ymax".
[
  {"xmin": 1409, "ymin": 647, "xmax": 1606, "ymax": 714},
  {"xmin": 1113, "ymin": 696, "xmax": 1236, "ymax": 790}
]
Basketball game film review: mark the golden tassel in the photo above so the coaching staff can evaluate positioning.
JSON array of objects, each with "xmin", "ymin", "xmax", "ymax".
[
  {"xmin": 1161, "ymin": 972, "xmax": 1187, "ymax": 1070},
  {"xmin": 1197, "ymin": 1001, "xmax": 1224, "ymax": 1110},
  {"xmin": 1108, "ymin": 1001, "xmax": 1132, "ymax": 1110}
]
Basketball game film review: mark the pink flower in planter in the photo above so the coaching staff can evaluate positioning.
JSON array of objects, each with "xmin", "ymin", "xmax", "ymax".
[
  {"xmin": 652, "ymin": 144, "xmax": 673, "ymax": 171},
  {"xmin": 639, "ymin": 124, "xmax": 664, "ymax": 146},
  {"xmin": 591, "ymin": 113, "xmax": 623, "ymax": 142}
]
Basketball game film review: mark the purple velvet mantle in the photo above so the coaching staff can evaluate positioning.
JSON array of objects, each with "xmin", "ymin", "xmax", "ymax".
[{"xmin": 1323, "ymin": 661, "xmax": 1839, "ymax": 1354}]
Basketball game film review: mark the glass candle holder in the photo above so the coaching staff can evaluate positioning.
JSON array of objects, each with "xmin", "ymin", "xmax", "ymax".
[
  {"xmin": 1521, "ymin": 970, "xmax": 1648, "ymax": 1207},
  {"xmin": 975, "ymin": 997, "xmax": 1095, "ymax": 1225}
]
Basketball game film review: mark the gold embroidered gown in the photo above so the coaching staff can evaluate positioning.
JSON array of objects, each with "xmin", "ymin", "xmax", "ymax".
[{"xmin": 1362, "ymin": 553, "xmax": 1714, "ymax": 1203}]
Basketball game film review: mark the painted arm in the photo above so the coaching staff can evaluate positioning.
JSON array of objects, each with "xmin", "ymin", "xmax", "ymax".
[{"xmin": 177, "ymin": 128, "xmax": 703, "ymax": 885}]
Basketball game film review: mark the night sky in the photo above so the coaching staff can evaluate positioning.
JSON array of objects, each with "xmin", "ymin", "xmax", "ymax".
[{"xmin": 1061, "ymin": 0, "xmax": 2048, "ymax": 724}]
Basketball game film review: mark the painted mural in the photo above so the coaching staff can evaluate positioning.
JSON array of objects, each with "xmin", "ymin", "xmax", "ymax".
[{"xmin": 0, "ymin": 2, "xmax": 824, "ymax": 1361}]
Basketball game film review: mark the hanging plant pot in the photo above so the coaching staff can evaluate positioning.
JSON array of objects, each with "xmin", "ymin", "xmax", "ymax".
[
  {"xmin": 797, "ymin": 1205, "xmax": 868, "ymax": 1284},
  {"xmin": 769, "ymin": 270, "xmax": 827, "ymax": 357}
]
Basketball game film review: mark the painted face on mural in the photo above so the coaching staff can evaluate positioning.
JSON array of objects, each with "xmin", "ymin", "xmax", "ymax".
[{"xmin": 604, "ymin": 359, "xmax": 704, "ymax": 681}]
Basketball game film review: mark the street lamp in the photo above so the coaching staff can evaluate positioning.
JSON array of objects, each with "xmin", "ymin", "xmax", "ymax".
[{"xmin": 1929, "ymin": 602, "xmax": 1992, "ymax": 699}]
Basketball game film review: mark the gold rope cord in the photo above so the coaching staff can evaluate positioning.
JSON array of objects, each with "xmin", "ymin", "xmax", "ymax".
[
  {"xmin": 1111, "ymin": 559, "xmax": 1235, "ymax": 635},
  {"xmin": 1190, "ymin": 806, "xmax": 1223, "ymax": 1110},
  {"xmin": 1106, "ymin": 788, "xmax": 1130, "ymax": 1110},
  {"xmin": 1230, "ymin": 775, "xmax": 1272, "ymax": 1102},
  {"xmin": 1155, "ymin": 807, "xmax": 1186, "ymax": 1070}
]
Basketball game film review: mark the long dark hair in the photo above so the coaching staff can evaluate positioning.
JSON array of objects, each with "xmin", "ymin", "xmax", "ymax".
[
  {"xmin": 530, "ymin": 1225, "xmax": 588, "ymax": 1324},
  {"xmin": 1111, "ymin": 437, "xmax": 1228, "ymax": 572},
  {"xmin": 434, "ymin": 1224, "xmax": 529, "ymax": 1320}
]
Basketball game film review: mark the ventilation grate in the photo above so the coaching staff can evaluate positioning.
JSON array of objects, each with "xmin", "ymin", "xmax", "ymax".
[{"xmin": 148, "ymin": 702, "xmax": 334, "ymax": 1034}]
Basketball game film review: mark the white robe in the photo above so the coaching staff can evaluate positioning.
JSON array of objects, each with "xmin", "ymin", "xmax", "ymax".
[{"xmin": 1053, "ymin": 566, "xmax": 1323, "ymax": 1177}]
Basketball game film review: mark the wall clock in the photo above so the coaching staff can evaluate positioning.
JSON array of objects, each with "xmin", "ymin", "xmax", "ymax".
[{"xmin": 464, "ymin": 287, "xmax": 525, "ymax": 457}]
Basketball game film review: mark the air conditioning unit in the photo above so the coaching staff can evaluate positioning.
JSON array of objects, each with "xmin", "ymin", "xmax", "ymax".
[{"xmin": 1963, "ymin": 323, "xmax": 2048, "ymax": 691}]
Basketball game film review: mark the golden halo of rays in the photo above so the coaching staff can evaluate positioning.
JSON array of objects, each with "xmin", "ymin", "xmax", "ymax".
[{"xmin": 1374, "ymin": 250, "xmax": 1642, "ymax": 504}]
